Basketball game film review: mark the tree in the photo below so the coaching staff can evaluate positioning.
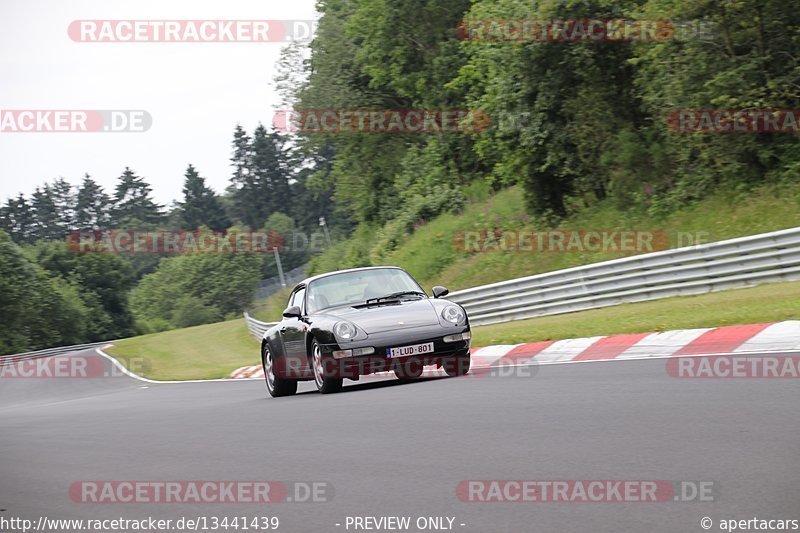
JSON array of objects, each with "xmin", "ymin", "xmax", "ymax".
[
  {"xmin": 112, "ymin": 167, "xmax": 164, "ymax": 227},
  {"xmin": 30, "ymin": 184, "xmax": 62, "ymax": 240},
  {"xmin": 177, "ymin": 164, "xmax": 230, "ymax": 230},
  {"xmin": 228, "ymin": 125, "xmax": 258, "ymax": 227},
  {"xmin": 228, "ymin": 125, "xmax": 293, "ymax": 229},
  {"xmin": 50, "ymin": 178, "xmax": 76, "ymax": 231},
  {"xmin": 293, "ymin": 0, "xmax": 478, "ymax": 226},
  {"xmin": 261, "ymin": 212, "xmax": 310, "ymax": 277},
  {"xmin": 452, "ymin": 0, "xmax": 650, "ymax": 217},
  {"xmin": 290, "ymin": 142, "xmax": 345, "ymax": 233},
  {"xmin": 252, "ymin": 125, "xmax": 292, "ymax": 219},
  {"xmin": 0, "ymin": 194, "xmax": 36, "ymax": 244},
  {"xmin": 0, "ymin": 230, "xmax": 89, "ymax": 353},
  {"xmin": 274, "ymin": 41, "xmax": 309, "ymax": 109},
  {"xmin": 75, "ymin": 174, "xmax": 111, "ymax": 230},
  {"xmin": 633, "ymin": 0, "xmax": 800, "ymax": 206},
  {"xmin": 346, "ymin": 0, "xmax": 472, "ymax": 108},
  {"xmin": 29, "ymin": 240, "xmax": 137, "ymax": 341},
  {"xmin": 130, "ymin": 237, "xmax": 262, "ymax": 332}
]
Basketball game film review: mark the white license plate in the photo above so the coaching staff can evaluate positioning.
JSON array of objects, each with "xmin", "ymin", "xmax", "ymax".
[{"xmin": 386, "ymin": 342, "xmax": 434, "ymax": 358}]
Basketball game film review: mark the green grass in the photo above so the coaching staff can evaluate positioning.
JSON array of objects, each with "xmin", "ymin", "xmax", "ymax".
[
  {"xmin": 412, "ymin": 184, "xmax": 800, "ymax": 291},
  {"xmin": 107, "ymin": 318, "xmax": 259, "ymax": 380},
  {"xmin": 471, "ymin": 280, "xmax": 800, "ymax": 346}
]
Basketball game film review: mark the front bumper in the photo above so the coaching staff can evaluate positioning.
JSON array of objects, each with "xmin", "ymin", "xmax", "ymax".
[{"xmin": 320, "ymin": 326, "xmax": 470, "ymax": 379}]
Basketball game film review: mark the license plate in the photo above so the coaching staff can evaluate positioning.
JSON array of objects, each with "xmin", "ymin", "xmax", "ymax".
[{"xmin": 386, "ymin": 342, "xmax": 434, "ymax": 358}]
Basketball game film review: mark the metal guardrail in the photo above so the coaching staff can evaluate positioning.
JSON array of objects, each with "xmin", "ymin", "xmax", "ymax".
[
  {"xmin": 243, "ymin": 312, "xmax": 278, "ymax": 340},
  {"xmin": 0, "ymin": 341, "xmax": 112, "ymax": 366},
  {"xmin": 446, "ymin": 227, "xmax": 800, "ymax": 326}
]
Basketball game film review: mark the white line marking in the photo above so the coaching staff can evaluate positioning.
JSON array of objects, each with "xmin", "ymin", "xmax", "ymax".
[{"xmin": 95, "ymin": 347, "xmax": 260, "ymax": 384}]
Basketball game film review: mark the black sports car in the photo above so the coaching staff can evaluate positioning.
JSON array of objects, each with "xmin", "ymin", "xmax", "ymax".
[{"xmin": 260, "ymin": 266, "xmax": 471, "ymax": 396}]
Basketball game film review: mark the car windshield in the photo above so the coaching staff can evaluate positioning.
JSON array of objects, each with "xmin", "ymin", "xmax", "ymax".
[{"xmin": 306, "ymin": 268, "xmax": 425, "ymax": 313}]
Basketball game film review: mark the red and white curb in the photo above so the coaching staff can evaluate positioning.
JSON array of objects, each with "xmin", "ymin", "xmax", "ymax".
[
  {"xmin": 229, "ymin": 321, "xmax": 800, "ymax": 379},
  {"xmin": 231, "ymin": 365, "xmax": 264, "ymax": 379}
]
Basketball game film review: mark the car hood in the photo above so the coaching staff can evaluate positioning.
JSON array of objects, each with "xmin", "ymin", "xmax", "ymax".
[{"xmin": 322, "ymin": 299, "xmax": 440, "ymax": 334}]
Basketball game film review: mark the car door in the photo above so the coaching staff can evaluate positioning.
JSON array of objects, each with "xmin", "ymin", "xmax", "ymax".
[{"xmin": 279, "ymin": 287, "xmax": 310, "ymax": 377}]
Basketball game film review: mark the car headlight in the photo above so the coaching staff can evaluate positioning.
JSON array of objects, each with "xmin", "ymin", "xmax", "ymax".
[
  {"xmin": 441, "ymin": 305, "xmax": 465, "ymax": 324},
  {"xmin": 333, "ymin": 321, "xmax": 357, "ymax": 340}
]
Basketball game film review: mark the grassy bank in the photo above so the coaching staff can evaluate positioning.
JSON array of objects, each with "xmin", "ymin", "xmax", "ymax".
[
  {"xmin": 107, "ymin": 318, "xmax": 258, "ymax": 381},
  {"xmin": 309, "ymin": 182, "xmax": 800, "ymax": 292}
]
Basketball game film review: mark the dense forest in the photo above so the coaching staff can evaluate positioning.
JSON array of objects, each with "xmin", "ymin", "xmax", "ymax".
[{"xmin": 2, "ymin": 0, "xmax": 799, "ymax": 353}]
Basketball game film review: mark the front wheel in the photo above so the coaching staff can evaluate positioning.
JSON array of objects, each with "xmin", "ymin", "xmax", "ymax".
[
  {"xmin": 311, "ymin": 340, "xmax": 343, "ymax": 394},
  {"xmin": 443, "ymin": 355, "xmax": 470, "ymax": 377},
  {"xmin": 263, "ymin": 344, "xmax": 297, "ymax": 397}
]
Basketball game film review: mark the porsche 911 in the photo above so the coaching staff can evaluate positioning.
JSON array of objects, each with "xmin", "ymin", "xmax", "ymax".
[{"xmin": 260, "ymin": 266, "xmax": 471, "ymax": 396}]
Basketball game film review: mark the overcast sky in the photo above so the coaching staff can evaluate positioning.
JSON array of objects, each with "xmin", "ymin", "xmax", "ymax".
[{"xmin": 0, "ymin": 0, "xmax": 317, "ymax": 206}]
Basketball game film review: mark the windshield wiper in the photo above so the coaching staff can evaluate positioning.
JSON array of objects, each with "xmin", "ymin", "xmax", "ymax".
[{"xmin": 364, "ymin": 291, "xmax": 426, "ymax": 305}]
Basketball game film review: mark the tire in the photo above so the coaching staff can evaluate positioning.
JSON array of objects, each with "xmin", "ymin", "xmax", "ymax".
[
  {"xmin": 263, "ymin": 343, "xmax": 297, "ymax": 397},
  {"xmin": 394, "ymin": 359, "xmax": 424, "ymax": 380},
  {"xmin": 311, "ymin": 339, "xmax": 343, "ymax": 394},
  {"xmin": 443, "ymin": 355, "xmax": 470, "ymax": 377}
]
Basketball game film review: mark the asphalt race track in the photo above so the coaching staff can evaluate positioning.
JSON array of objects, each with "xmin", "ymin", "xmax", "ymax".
[{"xmin": 1, "ymin": 349, "xmax": 799, "ymax": 533}]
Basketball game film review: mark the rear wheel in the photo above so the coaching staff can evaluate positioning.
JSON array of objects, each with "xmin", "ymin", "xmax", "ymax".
[
  {"xmin": 263, "ymin": 344, "xmax": 297, "ymax": 397},
  {"xmin": 443, "ymin": 355, "xmax": 470, "ymax": 377},
  {"xmin": 311, "ymin": 340, "xmax": 343, "ymax": 394}
]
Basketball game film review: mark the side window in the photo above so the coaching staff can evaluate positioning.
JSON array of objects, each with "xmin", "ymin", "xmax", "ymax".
[{"xmin": 290, "ymin": 288, "xmax": 306, "ymax": 313}]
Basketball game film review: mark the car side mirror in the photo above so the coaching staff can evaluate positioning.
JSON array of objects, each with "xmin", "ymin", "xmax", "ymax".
[
  {"xmin": 432, "ymin": 286, "xmax": 449, "ymax": 298},
  {"xmin": 282, "ymin": 305, "xmax": 301, "ymax": 318}
]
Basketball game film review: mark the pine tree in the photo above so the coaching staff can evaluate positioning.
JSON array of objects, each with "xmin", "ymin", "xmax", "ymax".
[
  {"xmin": 251, "ymin": 124, "xmax": 277, "ymax": 223},
  {"xmin": 178, "ymin": 164, "xmax": 230, "ymax": 230},
  {"xmin": 229, "ymin": 125, "xmax": 261, "ymax": 228},
  {"xmin": 111, "ymin": 167, "xmax": 164, "ymax": 227},
  {"xmin": 0, "ymin": 194, "xmax": 36, "ymax": 243},
  {"xmin": 228, "ymin": 125, "xmax": 294, "ymax": 229},
  {"xmin": 255, "ymin": 126, "xmax": 293, "ymax": 218},
  {"xmin": 231, "ymin": 124, "xmax": 253, "ymax": 184},
  {"xmin": 75, "ymin": 174, "xmax": 111, "ymax": 230},
  {"xmin": 31, "ymin": 185, "xmax": 62, "ymax": 240},
  {"xmin": 50, "ymin": 178, "xmax": 75, "ymax": 232}
]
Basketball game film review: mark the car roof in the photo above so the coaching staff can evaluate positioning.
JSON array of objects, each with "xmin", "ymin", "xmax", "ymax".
[{"xmin": 295, "ymin": 266, "xmax": 408, "ymax": 289}]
